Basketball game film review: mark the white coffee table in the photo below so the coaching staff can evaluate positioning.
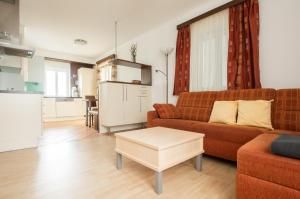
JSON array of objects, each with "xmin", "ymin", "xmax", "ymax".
[{"xmin": 115, "ymin": 127, "xmax": 204, "ymax": 194}]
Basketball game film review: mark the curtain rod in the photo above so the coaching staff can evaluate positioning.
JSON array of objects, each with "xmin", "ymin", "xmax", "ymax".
[
  {"xmin": 177, "ymin": 0, "xmax": 247, "ymax": 30},
  {"xmin": 45, "ymin": 57, "xmax": 94, "ymax": 66}
]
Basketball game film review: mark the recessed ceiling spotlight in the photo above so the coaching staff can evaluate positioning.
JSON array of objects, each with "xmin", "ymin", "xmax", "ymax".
[{"xmin": 74, "ymin": 39, "xmax": 88, "ymax": 45}]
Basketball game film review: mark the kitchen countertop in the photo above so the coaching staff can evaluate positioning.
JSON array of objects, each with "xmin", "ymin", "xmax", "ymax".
[
  {"xmin": 100, "ymin": 80, "xmax": 151, "ymax": 86},
  {"xmin": 0, "ymin": 90, "xmax": 44, "ymax": 94},
  {"xmin": 43, "ymin": 96, "xmax": 82, "ymax": 99}
]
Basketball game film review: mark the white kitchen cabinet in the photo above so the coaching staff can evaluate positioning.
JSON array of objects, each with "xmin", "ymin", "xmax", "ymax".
[
  {"xmin": 100, "ymin": 82, "xmax": 151, "ymax": 127},
  {"xmin": 42, "ymin": 98, "xmax": 85, "ymax": 121},
  {"xmin": 0, "ymin": 93, "xmax": 42, "ymax": 152},
  {"xmin": 42, "ymin": 98, "xmax": 56, "ymax": 118}
]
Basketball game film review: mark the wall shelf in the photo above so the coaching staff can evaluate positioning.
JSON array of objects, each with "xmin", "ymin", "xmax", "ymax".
[{"xmin": 109, "ymin": 59, "xmax": 152, "ymax": 86}]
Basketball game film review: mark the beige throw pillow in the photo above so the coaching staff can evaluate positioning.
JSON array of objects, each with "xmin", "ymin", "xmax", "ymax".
[
  {"xmin": 209, "ymin": 101, "xmax": 238, "ymax": 125},
  {"xmin": 237, "ymin": 100, "xmax": 274, "ymax": 130}
]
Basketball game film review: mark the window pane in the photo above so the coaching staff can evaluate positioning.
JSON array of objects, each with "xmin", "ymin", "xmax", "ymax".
[
  {"xmin": 46, "ymin": 71, "xmax": 56, "ymax": 96},
  {"xmin": 190, "ymin": 9, "xmax": 229, "ymax": 91},
  {"xmin": 45, "ymin": 60, "xmax": 71, "ymax": 97},
  {"xmin": 57, "ymin": 71, "xmax": 68, "ymax": 97}
]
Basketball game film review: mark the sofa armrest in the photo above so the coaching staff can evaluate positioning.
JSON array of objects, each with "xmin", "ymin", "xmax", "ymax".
[{"xmin": 147, "ymin": 111, "xmax": 159, "ymax": 127}]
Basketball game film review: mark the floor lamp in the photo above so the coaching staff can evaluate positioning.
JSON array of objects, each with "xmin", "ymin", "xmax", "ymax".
[{"xmin": 155, "ymin": 47, "xmax": 174, "ymax": 104}]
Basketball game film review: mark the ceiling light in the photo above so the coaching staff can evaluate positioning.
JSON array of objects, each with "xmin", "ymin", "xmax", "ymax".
[{"xmin": 74, "ymin": 39, "xmax": 87, "ymax": 45}]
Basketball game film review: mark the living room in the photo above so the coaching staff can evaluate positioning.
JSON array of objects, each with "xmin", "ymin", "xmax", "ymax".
[{"xmin": 0, "ymin": 0, "xmax": 299, "ymax": 198}]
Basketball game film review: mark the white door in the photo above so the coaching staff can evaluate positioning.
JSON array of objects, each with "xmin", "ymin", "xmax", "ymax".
[
  {"xmin": 140, "ymin": 96, "xmax": 151, "ymax": 122},
  {"xmin": 123, "ymin": 84, "xmax": 140, "ymax": 124},
  {"xmin": 100, "ymin": 83, "xmax": 125, "ymax": 126},
  {"xmin": 139, "ymin": 86, "xmax": 151, "ymax": 123}
]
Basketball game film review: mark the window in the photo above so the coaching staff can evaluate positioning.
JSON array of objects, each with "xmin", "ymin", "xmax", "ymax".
[
  {"xmin": 45, "ymin": 61, "xmax": 71, "ymax": 97},
  {"xmin": 190, "ymin": 9, "xmax": 229, "ymax": 91}
]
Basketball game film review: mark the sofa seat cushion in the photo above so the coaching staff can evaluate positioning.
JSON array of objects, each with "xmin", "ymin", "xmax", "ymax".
[
  {"xmin": 151, "ymin": 118, "xmax": 267, "ymax": 144},
  {"xmin": 238, "ymin": 133, "xmax": 300, "ymax": 191},
  {"xmin": 151, "ymin": 119, "xmax": 198, "ymax": 132}
]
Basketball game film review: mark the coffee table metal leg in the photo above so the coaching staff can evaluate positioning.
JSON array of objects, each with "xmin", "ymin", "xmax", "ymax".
[
  {"xmin": 155, "ymin": 171, "xmax": 163, "ymax": 194},
  {"xmin": 195, "ymin": 154, "xmax": 203, "ymax": 172},
  {"xmin": 116, "ymin": 153, "xmax": 123, "ymax": 169}
]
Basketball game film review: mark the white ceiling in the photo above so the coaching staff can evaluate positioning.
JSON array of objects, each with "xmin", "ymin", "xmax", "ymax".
[{"xmin": 20, "ymin": 0, "xmax": 204, "ymax": 59}]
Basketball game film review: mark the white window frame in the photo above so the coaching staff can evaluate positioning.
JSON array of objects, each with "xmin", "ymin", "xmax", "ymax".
[{"xmin": 45, "ymin": 61, "xmax": 71, "ymax": 97}]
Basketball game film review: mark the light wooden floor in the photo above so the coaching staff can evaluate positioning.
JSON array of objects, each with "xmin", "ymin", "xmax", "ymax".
[
  {"xmin": 40, "ymin": 120, "xmax": 99, "ymax": 146},
  {"xmin": 0, "ymin": 122, "xmax": 236, "ymax": 199}
]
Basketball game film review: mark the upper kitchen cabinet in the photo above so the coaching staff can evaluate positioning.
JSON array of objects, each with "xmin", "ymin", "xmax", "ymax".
[
  {"xmin": 21, "ymin": 56, "xmax": 45, "ymax": 92},
  {"xmin": 0, "ymin": 55, "xmax": 22, "ymax": 68},
  {"xmin": 27, "ymin": 56, "xmax": 45, "ymax": 84}
]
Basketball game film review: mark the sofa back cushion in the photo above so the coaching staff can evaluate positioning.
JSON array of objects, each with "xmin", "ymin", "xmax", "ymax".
[
  {"xmin": 216, "ymin": 88, "xmax": 276, "ymax": 125},
  {"xmin": 215, "ymin": 89, "xmax": 276, "ymax": 101},
  {"xmin": 274, "ymin": 89, "xmax": 300, "ymax": 131},
  {"xmin": 176, "ymin": 91, "xmax": 217, "ymax": 122},
  {"xmin": 153, "ymin": 104, "xmax": 181, "ymax": 119}
]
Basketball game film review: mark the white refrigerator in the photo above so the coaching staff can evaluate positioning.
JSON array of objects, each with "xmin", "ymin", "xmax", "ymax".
[{"xmin": 77, "ymin": 67, "xmax": 96, "ymax": 98}]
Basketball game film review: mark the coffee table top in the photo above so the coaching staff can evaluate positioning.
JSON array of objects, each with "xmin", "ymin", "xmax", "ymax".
[{"xmin": 115, "ymin": 127, "xmax": 204, "ymax": 150}]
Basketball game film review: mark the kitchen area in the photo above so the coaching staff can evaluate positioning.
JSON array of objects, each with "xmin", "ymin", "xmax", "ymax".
[
  {"xmin": 0, "ymin": 0, "xmax": 42, "ymax": 152},
  {"xmin": 0, "ymin": 0, "xmax": 96, "ymax": 152},
  {"xmin": 0, "ymin": 53, "xmax": 96, "ymax": 152}
]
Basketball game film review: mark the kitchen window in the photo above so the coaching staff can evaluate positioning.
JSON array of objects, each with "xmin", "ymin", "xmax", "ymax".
[{"xmin": 45, "ymin": 60, "xmax": 71, "ymax": 97}]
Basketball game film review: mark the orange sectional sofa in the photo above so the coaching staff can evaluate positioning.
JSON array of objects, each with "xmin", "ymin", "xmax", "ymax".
[
  {"xmin": 237, "ymin": 134, "xmax": 300, "ymax": 199},
  {"xmin": 147, "ymin": 88, "xmax": 300, "ymax": 198}
]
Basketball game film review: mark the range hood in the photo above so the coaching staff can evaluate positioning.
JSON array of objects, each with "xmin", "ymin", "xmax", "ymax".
[
  {"xmin": 0, "ymin": 37, "xmax": 34, "ymax": 58},
  {"xmin": 0, "ymin": 0, "xmax": 35, "ymax": 58}
]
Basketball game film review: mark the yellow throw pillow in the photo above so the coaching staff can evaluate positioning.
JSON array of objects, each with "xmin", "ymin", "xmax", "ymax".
[
  {"xmin": 209, "ymin": 101, "xmax": 238, "ymax": 125},
  {"xmin": 237, "ymin": 100, "xmax": 274, "ymax": 130}
]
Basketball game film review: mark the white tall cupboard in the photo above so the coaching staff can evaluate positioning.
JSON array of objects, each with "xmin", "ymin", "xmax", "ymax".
[
  {"xmin": 99, "ymin": 82, "xmax": 151, "ymax": 127},
  {"xmin": 78, "ymin": 68, "xmax": 96, "ymax": 97}
]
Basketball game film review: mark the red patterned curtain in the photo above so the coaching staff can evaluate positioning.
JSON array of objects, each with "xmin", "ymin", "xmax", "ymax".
[
  {"xmin": 173, "ymin": 26, "xmax": 191, "ymax": 95},
  {"xmin": 227, "ymin": 0, "xmax": 261, "ymax": 89}
]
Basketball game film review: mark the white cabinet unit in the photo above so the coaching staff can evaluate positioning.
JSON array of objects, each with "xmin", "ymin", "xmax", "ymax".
[
  {"xmin": 100, "ymin": 82, "xmax": 151, "ymax": 127},
  {"xmin": 0, "ymin": 93, "xmax": 42, "ymax": 152}
]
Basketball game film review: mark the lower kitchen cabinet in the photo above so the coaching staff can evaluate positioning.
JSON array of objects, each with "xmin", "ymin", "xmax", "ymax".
[{"xmin": 43, "ymin": 97, "xmax": 85, "ymax": 121}]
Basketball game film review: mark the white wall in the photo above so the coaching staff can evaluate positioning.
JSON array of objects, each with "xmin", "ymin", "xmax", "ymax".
[
  {"xmin": 117, "ymin": 65, "xmax": 141, "ymax": 83},
  {"xmin": 260, "ymin": 0, "xmax": 300, "ymax": 89},
  {"xmin": 99, "ymin": 0, "xmax": 300, "ymax": 104}
]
